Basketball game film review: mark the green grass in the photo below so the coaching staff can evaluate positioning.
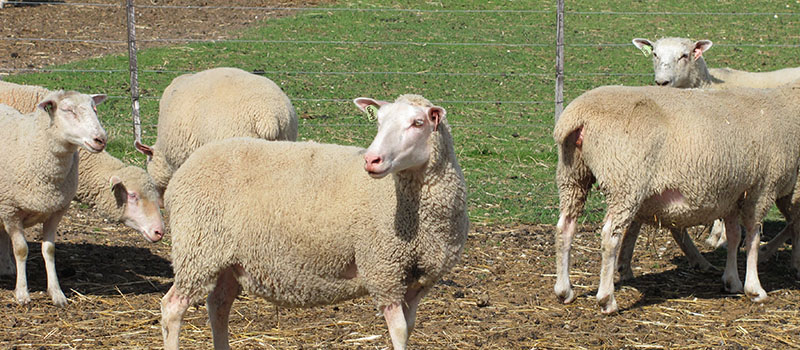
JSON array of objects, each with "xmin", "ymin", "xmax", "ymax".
[{"xmin": 4, "ymin": 0, "xmax": 799, "ymax": 225}]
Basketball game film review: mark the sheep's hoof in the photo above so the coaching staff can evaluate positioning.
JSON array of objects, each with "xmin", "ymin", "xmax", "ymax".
[
  {"xmin": 597, "ymin": 294, "xmax": 618, "ymax": 315},
  {"xmin": 15, "ymin": 290, "xmax": 31, "ymax": 305},
  {"xmin": 50, "ymin": 290, "xmax": 68, "ymax": 307},
  {"xmin": 555, "ymin": 287, "xmax": 576, "ymax": 304},
  {"xmin": 746, "ymin": 288, "xmax": 768, "ymax": 303},
  {"xmin": 722, "ymin": 277, "xmax": 743, "ymax": 294}
]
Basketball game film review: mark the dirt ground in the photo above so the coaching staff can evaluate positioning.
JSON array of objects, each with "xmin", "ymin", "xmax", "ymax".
[{"xmin": 1, "ymin": 1, "xmax": 800, "ymax": 349}]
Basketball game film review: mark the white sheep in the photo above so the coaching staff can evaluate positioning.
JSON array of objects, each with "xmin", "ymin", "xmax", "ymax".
[
  {"xmin": 631, "ymin": 37, "xmax": 800, "ymax": 257},
  {"xmin": 0, "ymin": 82, "xmax": 166, "ymax": 276},
  {"xmin": 632, "ymin": 37, "xmax": 800, "ymax": 89},
  {"xmin": 159, "ymin": 94, "xmax": 468, "ymax": 350},
  {"xmin": 135, "ymin": 67, "xmax": 299, "ymax": 194},
  {"xmin": 0, "ymin": 90, "xmax": 108, "ymax": 306},
  {"xmin": 554, "ymin": 81, "xmax": 800, "ymax": 314}
]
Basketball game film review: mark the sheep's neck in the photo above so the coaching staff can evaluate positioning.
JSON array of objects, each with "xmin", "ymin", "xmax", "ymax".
[
  {"xmin": 693, "ymin": 57, "xmax": 715, "ymax": 88},
  {"xmin": 28, "ymin": 116, "xmax": 79, "ymax": 183},
  {"xmin": 392, "ymin": 130, "xmax": 468, "ymax": 242}
]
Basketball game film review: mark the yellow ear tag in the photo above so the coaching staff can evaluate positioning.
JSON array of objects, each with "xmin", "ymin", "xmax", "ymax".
[
  {"xmin": 640, "ymin": 45, "xmax": 652, "ymax": 57},
  {"xmin": 365, "ymin": 105, "xmax": 378, "ymax": 122}
]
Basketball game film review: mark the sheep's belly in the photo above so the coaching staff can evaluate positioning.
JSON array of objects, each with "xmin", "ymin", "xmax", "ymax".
[
  {"xmin": 637, "ymin": 189, "xmax": 729, "ymax": 228},
  {"xmin": 235, "ymin": 265, "xmax": 368, "ymax": 308}
]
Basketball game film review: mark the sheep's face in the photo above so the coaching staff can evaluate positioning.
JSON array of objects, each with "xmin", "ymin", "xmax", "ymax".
[
  {"xmin": 355, "ymin": 97, "xmax": 443, "ymax": 178},
  {"xmin": 111, "ymin": 175, "xmax": 166, "ymax": 243},
  {"xmin": 42, "ymin": 92, "xmax": 108, "ymax": 153},
  {"xmin": 633, "ymin": 37, "xmax": 712, "ymax": 88}
]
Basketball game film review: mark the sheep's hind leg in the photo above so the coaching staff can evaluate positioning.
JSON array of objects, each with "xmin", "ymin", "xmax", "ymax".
[
  {"xmin": 742, "ymin": 221, "xmax": 767, "ymax": 302},
  {"xmin": 597, "ymin": 210, "xmax": 635, "ymax": 315},
  {"xmin": 161, "ymin": 285, "xmax": 192, "ymax": 350},
  {"xmin": 706, "ymin": 219, "xmax": 728, "ymax": 249},
  {"xmin": 5, "ymin": 219, "xmax": 30, "ymax": 304},
  {"xmin": 616, "ymin": 221, "xmax": 642, "ymax": 282},
  {"xmin": 721, "ymin": 214, "xmax": 744, "ymax": 294},
  {"xmin": 0, "ymin": 229, "xmax": 14, "ymax": 276},
  {"xmin": 554, "ymin": 213, "xmax": 578, "ymax": 303},
  {"xmin": 383, "ymin": 301, "xmax": 409, "ymax": 350},
  {"xmin": 42, "ymin": 211, "xmax": 67, "ymax": 306},
  {"xmin": 208, "ymin": 266, "xmax": 242, "ymax": 350},
  {"xmin": 670, "ymin": 227, "xmax": 714, "ymax": 271}
]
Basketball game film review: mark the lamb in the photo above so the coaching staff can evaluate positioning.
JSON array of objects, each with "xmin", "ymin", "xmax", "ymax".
[
  {"xmin": 553, "ymin": 81, "xmax": 800, "ymax": 314},
  {"xmin": 159, "ymin": 94, "xmax": 468, "ymax": 350},
  {"xmin": 0, "ymin": 81, "xmax": 165, "ymax": 276},
  {"xmin": 0, "ymin": 90, "xmax": 108, "ymax": 306},
  {"xmin": 632, "ymin": 37, "xmax": 800, "ymax": 89},
  {"xmin": 134, "ymin": 67, "xmax": 299, "ymax": 195}
]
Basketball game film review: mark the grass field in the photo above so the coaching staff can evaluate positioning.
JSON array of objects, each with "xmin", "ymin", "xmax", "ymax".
[{"xmin": 4, "ymin": 0, "xmax": 800, "ymax": 225}]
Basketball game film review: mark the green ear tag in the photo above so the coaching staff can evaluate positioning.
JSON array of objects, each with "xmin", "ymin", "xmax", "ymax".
[
  {"xmin": 365, "ymin": 105, "xmax": 378, "ymax": 122},
  {"xmin": 639, "ymin": 45, "xmax": 652, "ymax": 57}
]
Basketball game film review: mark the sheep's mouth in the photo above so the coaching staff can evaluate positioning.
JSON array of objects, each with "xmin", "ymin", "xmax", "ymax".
[
  {"xmin": 84, "ymin": 142, "xmax": 104, "ymax": 153},
  {"xmin": 367, "ymin": 168, "xmax": 390, "ymax": 178}
]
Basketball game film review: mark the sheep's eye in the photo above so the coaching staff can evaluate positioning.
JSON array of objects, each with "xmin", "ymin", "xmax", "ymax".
[
  {"xmin": 412, "ymin": 119, "xmax": 424, "ymax": 127},
  {"xmin": 653, "ymin": 52, "xmax": 658, "ymax": 58},
  {"xmin": 128, "ymin": 192, "xmax": 139, "ymax": 201},
  {"xmin": 680, "ymin": 54, "xmax": 688, "ymax": 60}
]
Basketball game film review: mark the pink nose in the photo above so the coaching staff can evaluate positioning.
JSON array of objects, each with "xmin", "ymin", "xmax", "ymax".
[{"xmin": 364, "ymin": 154, "xmax": 383, "ymax": 172}]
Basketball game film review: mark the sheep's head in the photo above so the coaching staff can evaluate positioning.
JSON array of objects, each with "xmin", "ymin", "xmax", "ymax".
[
  {"xmin": 40, "ymin": 91, "xmax": 107, "ymax": 152},
  {"xmin": 110, "ymin": 171, "xmax": 165, "ymax": 243},
  {"xmin": 355, "ymin": 96, "xmax": 444, "ymax": 178},
  {"xmin": 633, "ymin": 37, "xmax": 712, "ymax": 88}
]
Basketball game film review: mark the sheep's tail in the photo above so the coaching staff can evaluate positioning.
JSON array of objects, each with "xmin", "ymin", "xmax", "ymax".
[{"xmin": 554, "ymin": 110, "xmax": 593, "ymax": 219}]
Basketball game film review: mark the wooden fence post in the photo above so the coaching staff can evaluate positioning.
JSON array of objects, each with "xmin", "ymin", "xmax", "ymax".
[
  {"xmin": 554, "ymin": 0, "xmax": 565, "ymax": 123},
  {"xmin": 125, "ymin": 0, "xmax": 143, "ymax": 145}
]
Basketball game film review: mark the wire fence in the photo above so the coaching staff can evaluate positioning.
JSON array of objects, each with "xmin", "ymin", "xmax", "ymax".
[{"xmin": 0, "ymin": 0, "xmax": 798, "ymax": 223}]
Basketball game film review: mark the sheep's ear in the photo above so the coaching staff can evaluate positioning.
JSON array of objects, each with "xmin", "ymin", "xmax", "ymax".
[
  {"xmin": 427, "ymin": 106, "xmax": 445, "ymax": 132},
  {"xmin": 134, "ymin": 140, "xmax": 154, "ymax": 158},
  {"xmin": 693, "ymin": 40, "xmax": 712, "ymax": 60},
  {"xmin": 91, "ymin": 94, "xmax": 108, "ymax": 106},
  {"xmin": 37, "ymin": 99, "xmax": 57, "ymax": 117},
  {"xmin": 632, "ymin": 38, "xmax": 653, "ymax": 56},
  {"xmin": 109, "ymin": 175, "xmax": 127, "ymax": 205}
]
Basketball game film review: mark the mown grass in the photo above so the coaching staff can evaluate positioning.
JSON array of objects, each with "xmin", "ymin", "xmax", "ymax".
[{"xmin": 4, "ymin": 0, "xmax": 799, "ymax": 225}]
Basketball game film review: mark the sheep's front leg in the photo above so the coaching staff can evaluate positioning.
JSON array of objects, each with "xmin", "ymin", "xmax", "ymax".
[
  {"xmin": 669, "ymin": 227, "xmax": 714, "ymax": 271},
  {"xmin": 42, "ymin": 211, "xmax": 67, "ymax": 306},
  {"xmin": 5, "ymin": 218, "xmax": 30, "ymax": 304},
  {"xmin": 554, "ymin": 213, "xmax": 578, "ymax": 303},
  {"xmin": 0, "ymin": 229, "xmax": 14, "ymax": 276},
  {"xmin": 706, "ymin": 219, "xmax": 728, "ymax": 249}
]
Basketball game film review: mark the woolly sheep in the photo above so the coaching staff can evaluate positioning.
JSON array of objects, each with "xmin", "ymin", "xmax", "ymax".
[
  {"xmin": 632, "ymin": 37, "xmax": 800, "ymax": 89},
  {"xmin": 0, "ymin": 90, "xmax": 108, "ymax": 306},
  {"xmin": 553, "ymin": 81, "xmax": 800, "ymax": 314},
  {"xmin": 135, "ymin": 67, "xmax": 299, "ymax": 195},
  {"xmin": 159, "ymin": 94, "xmax": 468, "ymax": 350},
  {"xmin": 631, "ymin": 37, "xmax": 800, "ymax": 256},
  {"xmin": 0, "ymin": 82, "xmax": 166, "ymax": 276}
]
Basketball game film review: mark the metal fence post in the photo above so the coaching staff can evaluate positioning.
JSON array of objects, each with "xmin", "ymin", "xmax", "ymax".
[
  {"xmin": 554, "ymin": 0, "xmax": 565, "ymax": 123},
  {"xmin": 126, "ymin": 0, "xmax": 143, "ymax": 145}
]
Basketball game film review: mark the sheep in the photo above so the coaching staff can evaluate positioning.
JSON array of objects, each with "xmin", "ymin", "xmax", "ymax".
[
  {"xmin": 74, "ymin": 148, "xmax": 165, "ymax": 243},
  {"xmin": 553, "ymin": 81, "xmax": 800, "ymax": 314},
  {"xmin": 159, "ymin": 94, "xmax": 468, "ymax": 350},
  {"xmin": 134, "ymin": 67, "xmax": 299, "ymax": 195},
  {"xmin": 0, "ymin": 90, "xmax": 108, "ymax": 306},
  {"xmin": 630, "ymin": 37, "xmax": 800, "ymax": 258},
  {"xmin": 632, "ymin": 37, "xmax": 800, "ymax": 89},
  {"xmin": 0, "ymin": 81, "xmax": 165, "ymax": 276}
]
